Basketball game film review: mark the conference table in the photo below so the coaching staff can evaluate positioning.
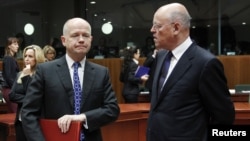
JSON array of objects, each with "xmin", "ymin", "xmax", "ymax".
[
  {"xmin": 0, "ymin": 102, "xmax": 250, "ymax": 141},
  {"xmin": 0, "ymin": 113, "xmax": 15, "ymax": 141},
  {"xmin": 102, "ymin": 102, "xmax": 250, "ymax": 141}
]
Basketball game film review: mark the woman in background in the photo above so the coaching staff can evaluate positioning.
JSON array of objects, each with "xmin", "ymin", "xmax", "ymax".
[
  {"xmin": 120, "ymin": 46, "xmax": 148, "ymax": 103},
  {"xmin": 43, "ymin": 45, "xmax": 56, "ymax": 61},
  {"xmin": 9, "ymin": 45, "xmax": 45, "ymax": 141},
  {"xmin": 2, "ymin": 37, "xmax": 19, "ymax": 113}
]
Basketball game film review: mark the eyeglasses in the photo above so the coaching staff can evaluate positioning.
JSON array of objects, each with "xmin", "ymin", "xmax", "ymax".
[{"xmin": 152, "ymin": 22, "xmax": 174, "ymax": 31}]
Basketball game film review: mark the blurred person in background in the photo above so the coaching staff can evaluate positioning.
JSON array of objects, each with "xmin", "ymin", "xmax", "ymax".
[
  {"xmin": 9, "ymin": 45, "xmax": 45, "ymax": 141},
  {"xmin": 120, "ymin": 46, "xmax": 148, "ymax": 103},
  {"xmin": 2, "ymin": 37, "xmax": 20, "ymax": 113},
  {"xmin": 43, "ymin": 45, "xmax": 56, "ymax": 61}
]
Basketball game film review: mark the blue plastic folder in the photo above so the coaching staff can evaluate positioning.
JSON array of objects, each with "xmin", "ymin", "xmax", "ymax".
[{"xmin": 135, "ymin": 66, "xmax": 150, "ymax": 77}]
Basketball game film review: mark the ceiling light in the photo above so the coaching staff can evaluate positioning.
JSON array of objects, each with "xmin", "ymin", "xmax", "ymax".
[
  {"xmin": 90, "ymin": 1, "xmax": 96, "ymax": 4},
  {"xmin": 102, "ymin": 23, "xmax": 113, "ymax": 35},
  {"xmin": 24, "ymin": 23, "xmax": 35, "ymax": 35}
]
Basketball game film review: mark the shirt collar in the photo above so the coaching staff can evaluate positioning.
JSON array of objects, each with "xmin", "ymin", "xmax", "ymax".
[
  {"xmin": 66, "ymin": 54, "xmax": 86, "ymax": 70},
  {"xmin": 133, "ymin": 58, "xmax": 139, "ymax": 64},
  {"xmin": 172, "ymin": 37, "xmax": 192, "ymax": 60}
]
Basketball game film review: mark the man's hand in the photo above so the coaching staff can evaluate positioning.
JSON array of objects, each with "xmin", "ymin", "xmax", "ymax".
[{"xmin": 57, "ymin": 114, "xmax": 86, "ymax": 133}]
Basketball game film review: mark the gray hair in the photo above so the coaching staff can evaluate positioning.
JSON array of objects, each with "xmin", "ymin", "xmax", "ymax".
[{"xmin": 170, "ymin": 10, "xmax": 192, "ymax": 28}]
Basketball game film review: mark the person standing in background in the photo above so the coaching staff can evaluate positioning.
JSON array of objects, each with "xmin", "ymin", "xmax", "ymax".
[
  {"xmin": 146, "ymin": 3, "xmax": 235, "ymax": 141},
  {"xmin": 143, "ymin": 48, "xmax": 159, "ymax": 100},
  {"xmin": 9, "ymin": 45, "xmax": 45, "ymax": 141},
  {"xmin": 120, "ymin": 46, "xmax": 148, "ymax": 103},
  {"xmin": 2, "ymin": 37, "xmax": 19, "ymax": 113},
  {"xmin": 21, "ymin": 17, "xmax": 120, "ymax": 141},
  {"xmin": 43, "ymin": 45, "xmax": 56, "ymax": 61}
]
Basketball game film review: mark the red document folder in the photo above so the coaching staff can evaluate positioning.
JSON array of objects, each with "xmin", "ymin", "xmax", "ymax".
[{"xmin": 40, "ymin": 119, "xmax": 82, "ymax": 141}]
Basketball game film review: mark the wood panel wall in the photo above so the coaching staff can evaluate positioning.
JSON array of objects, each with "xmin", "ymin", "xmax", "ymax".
[
  {"xmin": 217, "ymin": 55, "xmax": 250, "ymax": 89},
  {"xmin": 1, "ymin": 55, "xmax": 250, "ymax": 103}
]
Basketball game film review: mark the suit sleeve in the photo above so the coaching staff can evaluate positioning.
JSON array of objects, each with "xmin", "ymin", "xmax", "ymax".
[
  {"xmin": 127, "ymin": 62, "xmax": 142, "ymax": 84},
  {"xmin": 9, "ymin": 73, "xmax": 32, "ymax": 103},
  {"xmin": 84, "ymin": 67, "xmax": 120, "ymax": 131},
  {"xmin": 21, "ymin": 65, "xmax": 46, "ymax": 141},
  {"xmin": 199, "ymin": 58, "xmax": 235, "ymax": 124}
]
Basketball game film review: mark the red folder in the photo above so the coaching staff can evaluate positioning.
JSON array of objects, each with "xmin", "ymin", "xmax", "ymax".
[{"xmin": 40, "ymin": 119, "xmax": 82, "ymax": 141}]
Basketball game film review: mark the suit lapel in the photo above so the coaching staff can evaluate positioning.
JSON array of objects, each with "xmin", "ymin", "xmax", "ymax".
[
  {"xmin": 81, "ymin": 61, "xmax": 95, "ymax": 106},
  {"xmin": 150, "ymin": 50, "xmax": 168, "ymax": 107},
  {"xmin": 56, "ymin": 57, "xmax": 75, "ymax": 108},
  {"xmin": 152, "ymin": 44, "xmax": 196, "ymax": 109}
]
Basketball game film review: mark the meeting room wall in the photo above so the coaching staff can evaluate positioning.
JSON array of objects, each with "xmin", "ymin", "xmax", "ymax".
[
  {"xmin": 0, "ymin": 1, "xmax": 42, "ymax": 46},
  {"xmin": 0, "ymin": 0, "xmax": 74, "ymax": 47},
  {"xmin": 1, "ymin": 0, "xmax": 250, "ymax": 55}
]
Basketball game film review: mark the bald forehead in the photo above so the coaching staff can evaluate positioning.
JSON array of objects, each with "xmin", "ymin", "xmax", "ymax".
[
  {"xmin": 63, "ymin": 18, "xmax": 91, "ymax": 35},
  {"xmin": 155, "ymin": 3, "xmax": 187, "ymax": 17},
  {"xmin": 68, "ymin": 18, "xmax": 89, "ymax": 25}
]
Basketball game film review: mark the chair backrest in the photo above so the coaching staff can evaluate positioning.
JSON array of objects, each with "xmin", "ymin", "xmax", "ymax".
[{"xmin": 235, "ymin": 84, "xmax": 250, "ymax": 93}]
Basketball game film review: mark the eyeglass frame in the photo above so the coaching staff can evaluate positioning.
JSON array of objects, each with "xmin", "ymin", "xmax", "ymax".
[{"xmin": 151, "ymin": 22, "xmax": 175, "ymax": 31}]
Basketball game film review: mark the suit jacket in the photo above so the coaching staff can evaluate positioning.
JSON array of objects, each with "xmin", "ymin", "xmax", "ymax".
[
  {"xmin": 2, "ymin": 56, "xmax": 20, "ymax": 88},
  {"xmin": 21, "ymin": 56, "xmax": 120, "ymax": 141},
  {"xmin": 146, "ymin": 43, "xmax": 235, "ymax": 141},
  {"xmin": 122, "ymin": 60, "xmax": 141, "ymax": 96},
  {"xmin": 9, "ymin": 72, "xmax": 32, "ymax": 123},
  {"xmin": 143, "ymin": 52, "xmax": 156, "ymax": 93}
]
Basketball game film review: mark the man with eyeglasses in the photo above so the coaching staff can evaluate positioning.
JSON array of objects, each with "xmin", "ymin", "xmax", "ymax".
[{"xmin": 146, "ymin": 3, "xmax": 235, "ymax": 141}]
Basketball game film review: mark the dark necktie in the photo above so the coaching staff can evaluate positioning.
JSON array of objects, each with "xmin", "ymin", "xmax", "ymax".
[
  {"xmin": 73, "ymin": 62, "xmax": 85, "ymax": 141},
  {"xmin": 158, "ymin": 51, "xmax": 173, "ymax": 94}
]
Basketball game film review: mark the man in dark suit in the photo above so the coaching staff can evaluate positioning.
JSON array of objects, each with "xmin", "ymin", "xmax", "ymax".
[
  {"xmin": 21, "ymin": 18, "xmax": 120, "ymax": 141},
  {"xmin": 146, "ymin": 3, "xmax": 235, "ymax": 141}
]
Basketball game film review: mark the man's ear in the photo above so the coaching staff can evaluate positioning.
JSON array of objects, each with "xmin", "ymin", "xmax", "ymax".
[
  {"xmin": 61, "ymin": 36, "xmax": 66, "ymax": 46},
  {"xmin": 90, "ymin": 35, "xmax": 93, "ymax": 42},
  {"xmin": 173, "ymin": 22, "xmax": 181, "ymax": 34}
]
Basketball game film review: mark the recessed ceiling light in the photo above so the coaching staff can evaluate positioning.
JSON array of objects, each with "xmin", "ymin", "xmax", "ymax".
[
  {"xmin": 90, "ymin": 1, "xmax": 96, "ymax": 4},
  {"xmin": 102, "ymin": 23, "xmax": 113, "ymax": 35},
  {"xmin": 24, "ymin": 23, "xmax": 35, "ymax": 35}
]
